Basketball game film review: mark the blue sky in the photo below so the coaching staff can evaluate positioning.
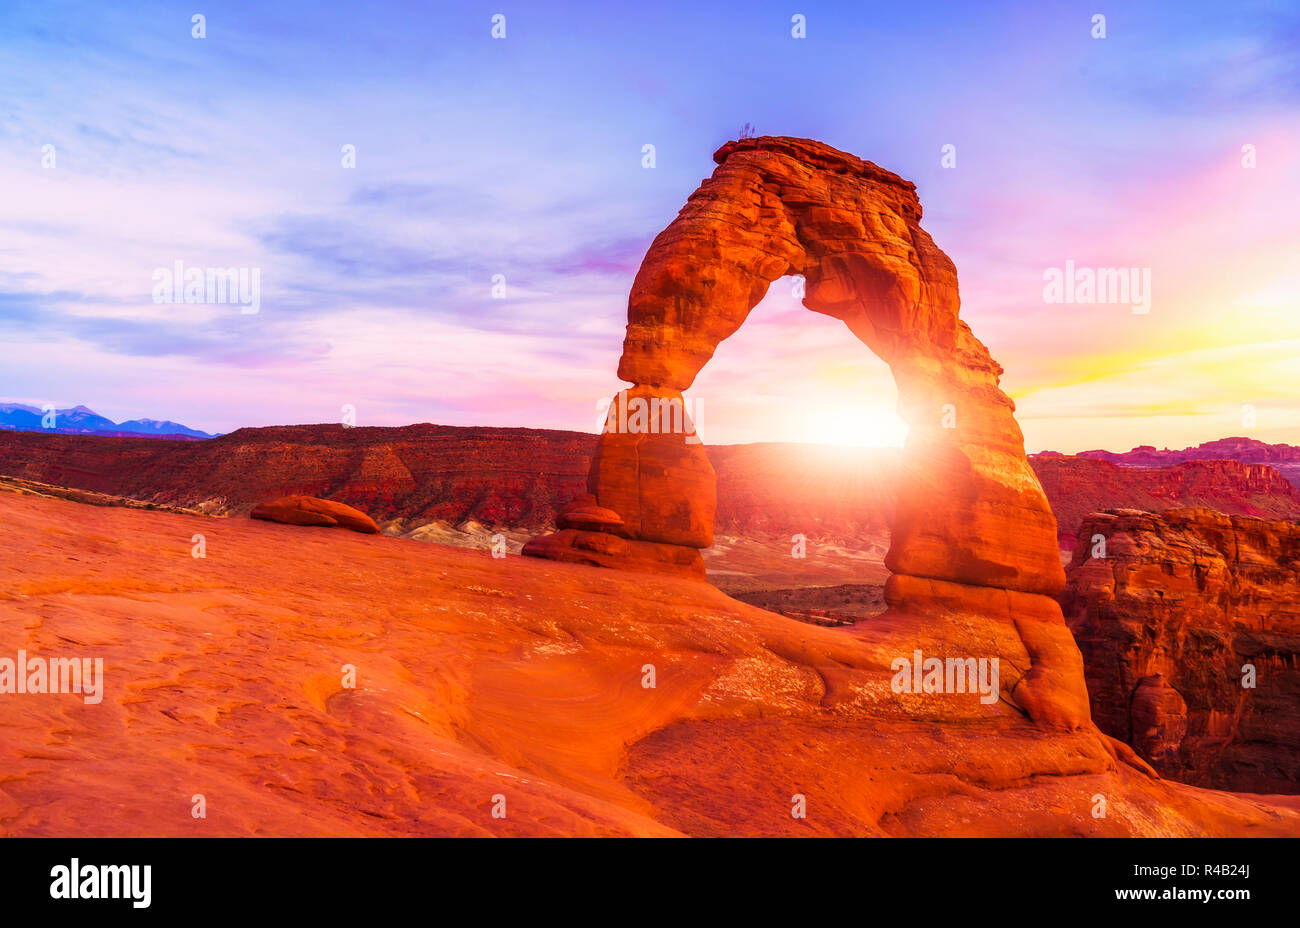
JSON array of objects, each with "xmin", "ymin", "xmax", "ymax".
[{"xmin": 1, "ymin": 0, "xmax": 1298, "ymax": 450}]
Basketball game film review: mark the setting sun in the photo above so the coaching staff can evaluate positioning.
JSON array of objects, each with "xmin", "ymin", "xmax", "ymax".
[{"xmin": 798, "ymin": 402, "xmax": 910, "ymax": 448}]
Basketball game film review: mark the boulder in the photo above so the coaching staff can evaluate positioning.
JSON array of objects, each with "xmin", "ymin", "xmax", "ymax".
[
  {"xmin": 556, "ymin": 493, "xmax": 627, "ymax": 534},
  {"xmin": 251, "ymin": 495, "xmax": 379, "ymax": 534}
]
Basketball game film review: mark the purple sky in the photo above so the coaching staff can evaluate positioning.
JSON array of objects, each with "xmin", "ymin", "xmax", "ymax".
[{"xmin": 1, "ymin": 1, "xmax": 1298, "ymax": 451}]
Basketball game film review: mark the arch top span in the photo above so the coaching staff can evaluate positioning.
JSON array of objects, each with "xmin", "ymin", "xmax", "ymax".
[
  {"xmin": 525, "ymin": 137, "xmax": 1091, "ymax": 730},
  {"xmin": 619, "ymin": 136, "xmax": 957, "ymax": 392}
]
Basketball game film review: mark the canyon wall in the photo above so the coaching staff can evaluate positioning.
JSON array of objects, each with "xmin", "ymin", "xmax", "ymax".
[
  {"xmin": 1061, "ymin": 508, "xmax": 1300, "ymax": 793},
  {"xmin": 2, "ymin": 429, "xmax": 1297, "ymax": 549}
]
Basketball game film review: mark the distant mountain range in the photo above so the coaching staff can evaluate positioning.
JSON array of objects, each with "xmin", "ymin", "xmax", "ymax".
[
  {"xmin": 1074, "ymin": 436, "xmax": 1300, "ymax": 465},
  {"xmin": 0, "ymin": 404, "xmax": 216, "ymax": 439},
  {"xmin": 1037, "ymin": 437, "xmax": 1300, "ymax": 487}
]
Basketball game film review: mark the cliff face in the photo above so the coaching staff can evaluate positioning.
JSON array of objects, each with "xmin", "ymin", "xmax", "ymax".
[
  {"xmin": 4, "ymin": 429, "xmax": 1298, "ymax": 549},
  {"xmin": 0, "ymin": 428, "xmax": 902, "ymax": 541},
  {"xmin": 1061, "ymin": 508, "xmax": 1300, "ymax": 793},
  {"xmin": 708, "ymin": 443, "xmax": 898, "ymax": 541},
  {"xmin": 0, "ymin": 425, "xmax": 594, "ymax": 530},
  {"xmin": 1032, "ymin": 456, "xmax": 1300, "ymax": 549},
  {"xmin": 1079, "ymin": 437, "xmax": 1300, "ymax": 467}
]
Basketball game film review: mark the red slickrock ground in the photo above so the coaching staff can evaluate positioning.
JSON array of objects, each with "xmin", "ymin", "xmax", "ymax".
[
  {"xmin": 1062, "ymin": 508, "xmax": 1300, "ymax": 794},
  {"xmin": 2, "ymin": 490, "xmax": 1297, "ymax": 837}
]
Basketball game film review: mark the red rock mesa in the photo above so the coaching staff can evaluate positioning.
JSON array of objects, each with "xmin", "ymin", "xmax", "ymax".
[
  {"xmin": 1032, "ymin": 456, "xmax": 1300, "ymax": 551},
  {"xmin": 526, "ymin": 136, "xmax": 1087, "ymax": 730}
]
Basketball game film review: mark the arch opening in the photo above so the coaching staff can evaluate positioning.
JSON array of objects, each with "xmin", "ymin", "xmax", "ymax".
[{"xmin": 690, "ymin": 273, "xmax": 908, "ymax": 449}]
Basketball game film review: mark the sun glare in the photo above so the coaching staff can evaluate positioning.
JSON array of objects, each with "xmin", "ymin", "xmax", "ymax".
[{"xmin": 799, "ymin": 403, "xmax": 909, "ymax": 448}]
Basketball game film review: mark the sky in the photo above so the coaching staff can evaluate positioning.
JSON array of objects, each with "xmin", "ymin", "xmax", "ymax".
[{"xmin": 0, "ymin": 0, "xmax": 1297, "ymax": 452}]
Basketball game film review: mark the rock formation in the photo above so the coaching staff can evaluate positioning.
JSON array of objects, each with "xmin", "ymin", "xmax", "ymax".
[
  {"xmin": 525, "ymin": 136, "xmax": 1088, "ymax": 730},
  {"xmin": 556, "ymin": 493, "xmax": 626, "ymax": 533},
  {"xmin": 1062, "ymin": 508, "xmax": 1300, "ymax": 792},
  {"xmin": 251, "ymin": 496, "xmax": 379, "ymax": 534}
]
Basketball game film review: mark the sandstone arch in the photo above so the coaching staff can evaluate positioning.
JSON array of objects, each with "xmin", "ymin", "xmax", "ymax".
[{"xmin": 526, "ymin": 137, "xmax": 1090, "ymax": 729}]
